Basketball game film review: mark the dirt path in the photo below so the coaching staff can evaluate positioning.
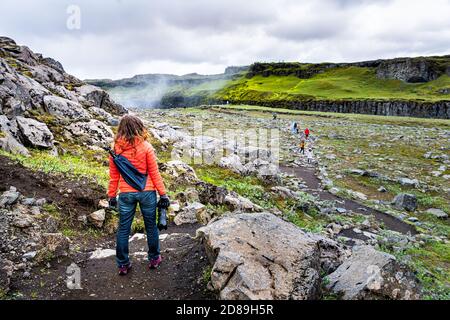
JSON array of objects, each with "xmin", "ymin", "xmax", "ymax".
[
  {"xmin": 280, "ymin": 163, "xmax": 417, "ymax": 236},
  {"xmin": 11, "ymin": 223, "xmax": 214, "ymax": 300}
]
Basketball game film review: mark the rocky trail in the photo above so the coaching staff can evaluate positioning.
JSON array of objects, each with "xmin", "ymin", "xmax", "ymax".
[
  {"xmin": 280, "ymin": 164, "xmax": 417, "ymax": 237},
  {"xmin": 13, "ymin": 223, "xmax": 213, "ymax": 300}
]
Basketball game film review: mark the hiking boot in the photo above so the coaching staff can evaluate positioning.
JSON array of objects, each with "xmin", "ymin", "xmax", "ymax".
[
  {"xmin": 149, "ymin": 256, "xmax": 162, "ymax": 269},
  {"xmin": 118, "ymin": 263, "xmax": 132, "ymax": 276}
]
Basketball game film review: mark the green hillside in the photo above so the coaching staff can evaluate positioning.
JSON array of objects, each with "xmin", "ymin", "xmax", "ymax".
[{"xmin": 213, "ymin": 67, "xmax": 450, "ymax": 103}]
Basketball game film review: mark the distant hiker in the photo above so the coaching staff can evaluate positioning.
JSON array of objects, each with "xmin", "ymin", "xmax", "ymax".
[
  {"xmin": 291, "ymin": 121, "xmax": 299, "ymax": 134},
  {"xmin": 108, "ymin": 115, "xmax": 170, "ymax": 276},
  {"xmin": 306, "ymin": 148, "xmax": 314, "ymax": 164},
  {"xmin": 304, "ymin": 128, "xmax": 310, "ymax": 139},
  {"xmin": 272, "ymin": 112, "xmax": 277, "ymax": 120},
  {"xmin": 299, "ymin": 139, "xmax": 305, "ymax": 154}
]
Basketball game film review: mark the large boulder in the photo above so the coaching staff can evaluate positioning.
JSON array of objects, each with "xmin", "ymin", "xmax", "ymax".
[
  {"xmin": 0, "ymin": 132, "xmax": 30, "ymax": 156},
  {"xmin": 75, "ymin": 85, "xmax": 127, "ymax": 115},
  {"xmin": 65, "ymin": 119, "xmax": 114, "ymax": 148},
  {"xmin": 393, "ymin": 193, "xmax": 417, "ymax": 212},
  {"xmin": 160, "ymin": 160, "xmax": 200, "ymax": 185},
  {"xmin": 15, "ymin": 116, "xmax": 54, "ymax": 149},
  {"xmin": 326, "ymin": 245, "xmax": 421, "ymax": 300},
  {"xmin": 196, "ymin": 181, "xmax": 262, "ymax": 213},
  {"xmin": 197, "ymin": 212, "xmax": 346, "ymax": 300},
  {"xmin": 425, "ymin": 208, "xmax": 448, "ymax": 219},
  {"xmin": 174, "ymin": 202, "xmax": 206, "ymax": 225},
  {"xmin": 219, "ymin": 154, "xmax": 246, "ymax": 174},
  {"xmin": 43, "ymin": 95, "xmax": 90, "ymax": 120}
]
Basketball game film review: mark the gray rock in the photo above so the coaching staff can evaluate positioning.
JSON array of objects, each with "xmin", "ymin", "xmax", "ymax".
[
  {"xmin": 15, "ymin": 116, "xmax": 54, "ymax": 148},
  {"xmin": 393, "ymin": 193, "xmax": 417, "ymax": 212},
  {"xmin": 12, "ymin": 216, "xmax": 34, "ymax": 228},
  {"xmin": 21, "ymin": 198, "xmax": 36, "ymax": 206},
  {"xmin": 0, "ymin": 132, "xmax": 30, "ymax": 156},
  {"xmin": 0, "ymin": 187, "xmax": 20, "ymax": 207},
  {"xmin": 425, "ymin": 208, "xmax": 448, "ymax": 219},
  {"xmin": 22, "ymin": 251, "xmax": 37, "ymax": 260},
  {"xmin": 65, "ymin": 119, "xmax": 114, "ymax": 148},
  {"xmin": 219, "ymin": 154, "xmax": 245, "ymax": 174},
  {"xmin": 197, "ymin": 212, "xmax": 347, "ymax": 300},
  {"xmin": 378, "ymin": 186, "xmax": 387, "ymax": 193},
  {"xmin": 41, "ymin": 57, "xmax": 65, "ymax": 73},
  {"xmin": 43, "ymin": 95, "xmax": 90, "ymax": 120},
  {"xmin": 350, "ymin": 169, "xmax": 366, "ymax": 176},
  {"xmin": 326, "ymin": 245, "xmax": 421, "ymax": 300},
  {"xmin": 174, "ymin": 202, "xmax": 206, "ymax": 225},
  {"xmin": 35, "ymin": 198, "xmax": 47, "ymax": 206},
  {"xmin": 407, "ymin": 217, "xmax": 419, "ymax": 223},
  {"xmin": 160, "ymin": 160, "xmax": 200, "ymax": 185},
  {"xmin": 88, "ymin": 209, "xmax": 106, "ymax": 228},
  {"xmin": 398, "ymin": 177, "xmax": 419, "ymax": 187},
  {"xmin": 75, "ymin": 84, "xmax": 127, "ymax": 115}
]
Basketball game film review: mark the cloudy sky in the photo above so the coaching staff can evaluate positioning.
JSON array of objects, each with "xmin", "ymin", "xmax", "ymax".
[{"xmin": 1, "ymin": 0, "xmax": 449, "ymax": 79}]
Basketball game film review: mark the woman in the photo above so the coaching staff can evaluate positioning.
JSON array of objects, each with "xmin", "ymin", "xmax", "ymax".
[{"xmin": 108, "ymin": 115, "xmax": 170, "ymax": 276}]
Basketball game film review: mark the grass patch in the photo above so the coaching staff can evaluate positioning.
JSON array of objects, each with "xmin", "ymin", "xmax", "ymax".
[
  {"xmin": 194, "ymin": 165, "xmax": 275, "ymax": 209},
  {"xmin": 0, "ymin": 149, "xmax": 109, "ymax": 187},
  {"xmin": 379, "ymin": 240, "xmax": 450, "ymax": 299},
  {"xmin": 213, "ymin": 105, "xmax": 450, "ymax": 129}
]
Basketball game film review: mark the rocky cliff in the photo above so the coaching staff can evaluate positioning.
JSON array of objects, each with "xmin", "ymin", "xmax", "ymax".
[
  {"xmin": 0, "ymin": 36, "xmax": 127, "ymax": 156},
  {"xmin": 221, "ymin": 98, "xmax": 450, "ymax": 119},
  {"xmin": 247, "ymin": 56, "xmax": 450, "ymax": 82}
]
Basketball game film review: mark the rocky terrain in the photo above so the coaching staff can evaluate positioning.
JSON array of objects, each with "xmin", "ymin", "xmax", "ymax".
[
  {"xmin": 137, "ymin": 106, "xmax": 449, "ymax": 299},
  {"xmin": 1, "ymin": 36, "xmax": 447, "ymax": 300}
]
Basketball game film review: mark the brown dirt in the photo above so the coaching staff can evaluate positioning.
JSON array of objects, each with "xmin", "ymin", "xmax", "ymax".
[{"xmin": 0, "ymin": 155, "xmax": 106, "ymax": 217}]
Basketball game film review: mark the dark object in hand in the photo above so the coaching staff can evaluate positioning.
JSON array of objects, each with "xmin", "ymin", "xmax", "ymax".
[
  {"xmin": 158, "ymin": 195, "xmax": 170, "ymax": 209},
  {"xmin": 108, "ymin": 197, "xmax": 118, "ymax": 210},
  {"xmin": 157, "ymin": 207, "xmax": 168, "ymax": 231}
]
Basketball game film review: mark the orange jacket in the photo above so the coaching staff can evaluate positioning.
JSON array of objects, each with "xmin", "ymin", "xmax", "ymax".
[{"xmin": 108, "ymin": 137, "xmax": 166, "ymax": 197}]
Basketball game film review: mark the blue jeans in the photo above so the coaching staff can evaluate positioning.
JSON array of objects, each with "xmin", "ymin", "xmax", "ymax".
[{"xmin": 116, "ymin": 191, "xmax": 160, "ymax": 267}]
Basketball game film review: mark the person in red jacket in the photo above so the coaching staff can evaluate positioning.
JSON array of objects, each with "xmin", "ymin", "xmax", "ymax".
[
  {"xmin": 108, "ymin": 115, "xmax": 169, "ymax": 275},
  {"xmin": 304, "ymin": 128, "xmax": 310, "ymax": 139}
]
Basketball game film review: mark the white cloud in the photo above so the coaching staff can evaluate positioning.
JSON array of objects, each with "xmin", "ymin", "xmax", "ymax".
[{"xmin": 0, "ymin": 0, "xmax": 449, "ymax": 79}]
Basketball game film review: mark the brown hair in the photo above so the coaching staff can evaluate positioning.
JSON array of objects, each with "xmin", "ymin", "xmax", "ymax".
[{"xmin": 114, "ymin": 115, "xmax": 149, "ymax": 146}]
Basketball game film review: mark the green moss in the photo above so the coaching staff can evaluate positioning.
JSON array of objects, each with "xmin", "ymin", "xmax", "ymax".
[
  {"xmin": 202, "ymin": 265, "xmax": 212, "ymax": 285},
  {"xmin": 42, "ymin": 203, "xmax": 60, "ymax": 217}
]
